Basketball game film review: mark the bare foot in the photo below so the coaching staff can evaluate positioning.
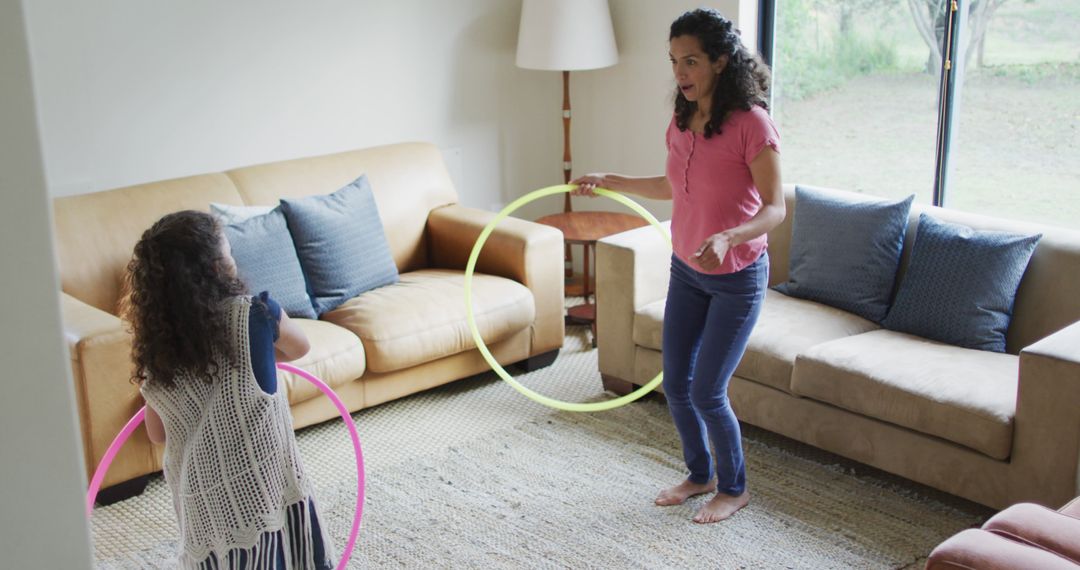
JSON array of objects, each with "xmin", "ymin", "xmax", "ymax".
[
  {"xmin": 693, "ymin": 491, "xmax": 750, "ymax": 524},
  {"xmin": 654, "ymin": 479, "xmax": 717, "ymax": 506}
]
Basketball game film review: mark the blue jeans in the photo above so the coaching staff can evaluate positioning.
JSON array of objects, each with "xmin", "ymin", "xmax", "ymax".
[{"xmin": 662, "ymin": 253, "xmax": 768, "ymax": 495}]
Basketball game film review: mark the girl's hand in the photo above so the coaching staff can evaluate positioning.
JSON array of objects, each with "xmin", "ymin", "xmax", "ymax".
[
  {"xmin": 274, "ymin": 311, "xmax": 311, "ymax": 362},
  {"xmin": 692, "ymin": 232, "xmax": 733, "ymax": 271},
  {"xmin": 569, "ymin": 174, "xmax": 606, "ymax": 197}
]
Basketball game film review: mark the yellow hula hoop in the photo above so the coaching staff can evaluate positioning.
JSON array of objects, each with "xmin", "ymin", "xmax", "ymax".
[{"xmin": 464, "ymin": 184, "xmax": 672, "ymax": 412}]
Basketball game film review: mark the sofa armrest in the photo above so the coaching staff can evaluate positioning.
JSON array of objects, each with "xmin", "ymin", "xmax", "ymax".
[
  {"xmin": 595, "ymin": 222, "xmax": 673, "ymax": 384},
  {"xmin": 61, "ymin": 293, "xmax": 160, "ymax": 488},
  {"xmin": 1014, "ymin": 320, "xmax": 1080, "ymax": 507},
  {"xmin": 427, "ymin": 204, "xmax": 565, "ymax": 354}
]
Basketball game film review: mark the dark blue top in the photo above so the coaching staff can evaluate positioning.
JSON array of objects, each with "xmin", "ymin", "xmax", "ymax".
[{"xmin": 250, "ymin": 291, "xmax": 281, "ymax": 395}]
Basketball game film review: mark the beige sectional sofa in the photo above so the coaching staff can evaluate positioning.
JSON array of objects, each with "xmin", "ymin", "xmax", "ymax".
[
  {"xmin": 595, "ymin": 184, "xmax": 1080, "ymax": 510},
  {"xmin": 55, "ymin": 142, "xmax": 564, "ymax": 497}
]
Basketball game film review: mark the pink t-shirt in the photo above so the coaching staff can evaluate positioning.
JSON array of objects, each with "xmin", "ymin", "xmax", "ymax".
[{"xmin": 665, "ymin": 105, "xmax": 780, "ymax": 275}]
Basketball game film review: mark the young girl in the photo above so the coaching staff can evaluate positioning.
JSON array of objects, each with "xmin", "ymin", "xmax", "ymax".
[{"xmin": 123, "ymin": 210, "xmax": 336, "ymax": 569}]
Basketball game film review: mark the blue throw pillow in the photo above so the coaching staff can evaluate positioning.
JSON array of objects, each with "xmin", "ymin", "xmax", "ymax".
[
  {"xmin": 221, "ymin": 207, "xmax": 317, "ymax": 319},
  {"xmin": 774, "ymin": 186, "xmax": 914, "ymax": 323},
  {"xmin": 280, "ymin": 175, "xmax": 399, "ymax": 315},
  {"xmin": 211, "ymin": 202, "xmax": 276, "ymax": 225},
  {"xmin": 883, "ymin": 214, "xmax": 1040, "ymax": 352}
]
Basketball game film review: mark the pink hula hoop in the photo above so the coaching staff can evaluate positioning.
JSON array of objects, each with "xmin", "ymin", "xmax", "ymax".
[{"xmin": 85, "ymin": 363, "xmax": 365, "ymax": 570}]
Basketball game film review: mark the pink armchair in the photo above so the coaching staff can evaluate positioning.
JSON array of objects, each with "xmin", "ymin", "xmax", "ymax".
[{"xmin": 927, "ymin": 496, "xmax": 1080, "ymax": 569}]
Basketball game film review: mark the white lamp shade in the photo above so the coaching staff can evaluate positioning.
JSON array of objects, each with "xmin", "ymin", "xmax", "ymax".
[{"xmin": 516, "ymin": 0, "xmax": 618, "ymax": 71}]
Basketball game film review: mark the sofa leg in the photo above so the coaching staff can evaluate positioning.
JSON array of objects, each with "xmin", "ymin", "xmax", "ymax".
[
  {"xmin": 515, "ymin": 349, "xmax": 560, "ymax": 372},
  {"xmin": 601, "ymin": 374, "xmax": 635, "ymax": 395},
  {"xmin": 95, "ymin": 474, "xmax": 151, "ymax": 506}
]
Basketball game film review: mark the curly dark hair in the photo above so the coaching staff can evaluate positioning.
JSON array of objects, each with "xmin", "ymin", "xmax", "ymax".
[
  {"xmin": 121, "ymin": 210, "xmax": 247, "ymax": 388},
  {"xmin": 670, "ymin": 8, "xmax": 772, "ymax": 138}
]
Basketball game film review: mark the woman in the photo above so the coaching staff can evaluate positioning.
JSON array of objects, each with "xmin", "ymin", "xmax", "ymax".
[{"xmin": 572, "ymin": 8, "xmax": 784, "ymax": 524}]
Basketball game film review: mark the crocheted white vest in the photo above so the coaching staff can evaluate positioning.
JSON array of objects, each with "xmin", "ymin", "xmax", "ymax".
[{"xmin": 141, "ymin": 296, "xmax": 330, "ymax": 569}]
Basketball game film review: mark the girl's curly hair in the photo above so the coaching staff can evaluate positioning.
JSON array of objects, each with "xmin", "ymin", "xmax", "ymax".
[
  {"xmin": 121, "ymin": 210, "xmax": 246, "ymax": 388},
  {"xmin": 670, "ymin": 8, "xmax": 772, "ymax": 138}
]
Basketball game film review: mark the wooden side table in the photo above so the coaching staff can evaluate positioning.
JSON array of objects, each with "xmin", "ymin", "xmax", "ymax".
[{"xmin": 536, "ymin": 210, "xmax": 649, "ymax": 346}]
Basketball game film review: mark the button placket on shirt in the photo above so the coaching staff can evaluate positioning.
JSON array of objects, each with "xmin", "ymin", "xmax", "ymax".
[{"xmin": 682, "ymin": 131, "xmax": 696, "ymax": 199}]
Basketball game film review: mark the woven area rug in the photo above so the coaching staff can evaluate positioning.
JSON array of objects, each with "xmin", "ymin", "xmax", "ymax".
[{"xmin": 91, "ymin": 320, "xmax": 991, "ymax": 569}]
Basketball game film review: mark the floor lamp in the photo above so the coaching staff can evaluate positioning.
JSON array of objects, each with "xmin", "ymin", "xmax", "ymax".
[{"xmin": 516, "ymin": 0, "xmax": 618, "ymax": 214}]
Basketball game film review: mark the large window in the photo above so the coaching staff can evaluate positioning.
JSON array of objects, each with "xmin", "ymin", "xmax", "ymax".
[
  {"xmin": 948, "ymin": 0, "xmax": 1080, "ymax": 227},
  {"xmin": 768, "ymin": 0, "xmax": 1080, "ymax": 229}
]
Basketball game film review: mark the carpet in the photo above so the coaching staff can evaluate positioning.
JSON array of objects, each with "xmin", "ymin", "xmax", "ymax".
[{"xmin": 91, "ymin": 322, "xmax": 991, "ymax": 569}]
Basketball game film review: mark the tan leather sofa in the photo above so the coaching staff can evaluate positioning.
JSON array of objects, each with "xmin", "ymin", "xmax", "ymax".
[
  {"xmin": 595, "ymin": 184, "xmax": 1080, "ymax": 510},
  {"xmin": 55, "ymin": 142, "xmax": 564, "ymax": 497}
]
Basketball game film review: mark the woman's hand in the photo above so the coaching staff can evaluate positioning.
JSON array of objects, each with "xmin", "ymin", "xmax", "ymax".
[
  {"xmin": 692, "ymin": 232, "xmax": 733, "ymax": 271},
  {"xmin": 570, "ymin": 173, "xmax": 672, "ymax": 200},
  {"xmin": 569, "ymin": 174, "xmax": 607, "ymax": 197}
]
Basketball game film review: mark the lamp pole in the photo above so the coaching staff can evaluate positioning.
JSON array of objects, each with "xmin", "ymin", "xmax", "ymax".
[
  {"xmin": 561, "ymin": 70, "xmax": 574, "ymax": 277},
  {"xmin": 562, "ymin": 70, "xmax": 572, "ymax": 212}
]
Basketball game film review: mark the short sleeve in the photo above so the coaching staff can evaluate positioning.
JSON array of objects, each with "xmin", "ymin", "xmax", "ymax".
[
  {"xmin": 665, "ymin": 115, "xmax": 676, "ymax": 152},
  {"xmin": 249, "ymin": 292, "xmax": 281, "ymax": 395},
  {"xmin": 742, "ymin": 106, "xmax": 781, "ymax": 165},
  {"xmin": 253, "ymin": 291, "xmax": 282, "ymax": 341}
]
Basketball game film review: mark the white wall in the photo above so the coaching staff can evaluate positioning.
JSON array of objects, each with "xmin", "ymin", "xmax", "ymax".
[
  {"xmin": 24, "ymin": 0, "xmax": 562, "ymax": 213},
  {"xmin": 0, "ymin": 0, "xmax": 93, "ymax": 566},
  {"xmin": 25, "ymin": 0, "xmax": 757, "ymax": 222}
]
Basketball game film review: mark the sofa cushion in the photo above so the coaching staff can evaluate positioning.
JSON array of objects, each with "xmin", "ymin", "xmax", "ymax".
[
  {"xmin": 738, "ymin": 290, "xmax": 881, "ymax": 392},
  {"xmin": 277, "ymin": 318, "xmax": 366, "ymax": 406},
  {"xmin": 883, "ymin": 213, "xmax": 1041, "ymax": 353},
  {"xmin": 221, "ymin": 207, "xmax": 317, "ymax": 319},
  {"xmin": 280, "ymin": 175, "xmax": 399, "ymax": 315},
  {"xmin": 633, "ymin": 300, "xmax": 666, "ymax": 352},
  {"xmin": 774, "ymin": 186, "xmax": 913, "ymax": 323},
  {"xmin": 791, "ymin": 329, "xmax": 1018, "ymax": 459},
  {"xmin": 632, "ymin": 289, "xmax": 879, "ymax": 392},
  {"xmin": 321, "ymin": 269, "xmax": 535, "ymax": 373}
]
